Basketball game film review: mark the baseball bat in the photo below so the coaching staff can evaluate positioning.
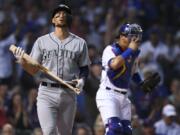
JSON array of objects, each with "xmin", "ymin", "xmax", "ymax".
[{"xmin": 9, "ymin": 44, "xmax": 80, "ymax": 94}]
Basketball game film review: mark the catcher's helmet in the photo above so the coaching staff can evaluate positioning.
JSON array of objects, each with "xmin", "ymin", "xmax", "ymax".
[{"xmin": 117, "ymin": 23, "xmax": 143, "ymax": 40}]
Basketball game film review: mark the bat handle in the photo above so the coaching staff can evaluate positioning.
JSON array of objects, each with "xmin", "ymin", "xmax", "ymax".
[{"xmin": 74, "ymin": 88, "xmax": 81, "ymax": 94}]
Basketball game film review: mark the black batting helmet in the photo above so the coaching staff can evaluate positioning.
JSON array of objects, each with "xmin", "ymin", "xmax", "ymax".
[
  {"xmin": 52, "ymin": 4, "xmax": 72, "ymax": 18},
  {"xmin": 51, "ymin": 4, "xmax": 72, "ymax": 27}
]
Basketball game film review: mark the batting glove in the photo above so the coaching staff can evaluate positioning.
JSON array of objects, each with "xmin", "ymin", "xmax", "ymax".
[
  {"xmin": 72, "ymin": 78, "xmax": 84, "ymax": 92},
  {"xmin": 14, "ymin": 47, "xmax": 25, "ymax": 63}
]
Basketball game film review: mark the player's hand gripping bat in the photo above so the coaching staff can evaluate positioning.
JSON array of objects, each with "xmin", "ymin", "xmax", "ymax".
[{"xmin": 9, "ymin": 44, "xmax": 80, "ymax": 94}]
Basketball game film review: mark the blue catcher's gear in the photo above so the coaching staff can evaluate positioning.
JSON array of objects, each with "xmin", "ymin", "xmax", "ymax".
[
  {"xmin": 117, "ymin": 23, "xmax": 143, "ymax": 40},
  {"xmin": 121, "ymin": 120, "xmax": 132, "ymax": 135},
  {"xmin": 107, "ymin": 43, "xmax": 140, "ymax": 89},
  {"xmin": 106, "ymin": 117, "xmax": 123, "ymax": 135}
]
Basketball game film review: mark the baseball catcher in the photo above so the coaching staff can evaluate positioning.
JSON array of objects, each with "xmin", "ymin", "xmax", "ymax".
[{"xmin": 96, "ymin": 23, "xmax": 161, "ymax": 135}]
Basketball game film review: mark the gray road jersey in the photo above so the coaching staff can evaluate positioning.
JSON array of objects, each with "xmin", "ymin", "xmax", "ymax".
[{"xmin": 30, "ymin": 32, "xmax": 90, "ymax": 83}]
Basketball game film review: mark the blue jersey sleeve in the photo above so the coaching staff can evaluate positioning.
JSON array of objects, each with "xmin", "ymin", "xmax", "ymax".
[
  {"xmin": 131, "ymin": 72, "xmax": 142, "ymax": 85},
  {"xmin": 106, "ymin": 43, "xmax": 140, "ymax": 88}
]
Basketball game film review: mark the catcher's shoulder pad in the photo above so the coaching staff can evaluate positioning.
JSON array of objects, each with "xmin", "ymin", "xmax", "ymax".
[{"xmin": 140, "ymin": 72, "xmax": 161, "ymax": 93}]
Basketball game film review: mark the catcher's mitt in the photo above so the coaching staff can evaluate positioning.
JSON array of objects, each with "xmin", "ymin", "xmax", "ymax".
[{"xmin": 140, "ymin": 72, "xmax": 161, "ymax": 93}]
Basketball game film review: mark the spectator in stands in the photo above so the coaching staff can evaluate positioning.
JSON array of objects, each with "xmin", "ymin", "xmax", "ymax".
[
  {"xmin": 0, "ymin": 13, "xmax": 16, "ymax": 86},
  {"xmin": 168, "ymin": 78, "xmax": 180, "ymax": 108},
  {"xmin": 142, "ymin": 121, "xmax": 155, "ymax": 135},
  {"xmin": 26, "ymin": 88, "xmax": 40, "ymax": 129},
  {"xmin": 168, "ymin": 78, "xmax": 180, "ymax": 124},
  {"xmin": 32, "ymin": 128, "xmax": 43, "ymax": 135},
  {"xmin": 0, "ymin": 81, "xmax": 9, "ymax": 128},
  {"xmin": 87, "ymin": 45, "xmax": 99, "ymax": 63},
  {"xmin": 93, "ymin": 114, "xmax": 105, "ymax": 135},
  {"xmin": 139, "ymin": 26, "xmax": 168, "ymax": 65},
  {"xmin": 74, "ymin": 123, "xmax": 92, "ymax": 135},
  {"xmin": 154, "ymin": 104, "xmax": 180, "ymax": 135},
  {"xmin": 16, "ymin": 30, "xmax": 37, "ymax": 90},
  {"xmin": 84, "ymin": 61, "xmax": 102, "ymax": 126},
  {"xmin": 7, "ymin": 92, "xmax": 30, "ymax": 130},
  {"xmin": 1, "ymin": 123, "xmax": 15, "ymax": 135},
  {"xmin": 132, "ymin": 114, "xmax": 143, "ymax": 135}
]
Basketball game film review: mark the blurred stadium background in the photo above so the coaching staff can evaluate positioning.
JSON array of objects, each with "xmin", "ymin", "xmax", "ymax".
[{"xmin": 0, "ymin": 0, "xmax": 180, "ymax": 135}]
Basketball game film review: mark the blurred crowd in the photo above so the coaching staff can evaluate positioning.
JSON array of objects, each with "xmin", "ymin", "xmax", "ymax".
[{"xmin": 0, "ymin": 0, "xmax": 180, "ymax": 135}]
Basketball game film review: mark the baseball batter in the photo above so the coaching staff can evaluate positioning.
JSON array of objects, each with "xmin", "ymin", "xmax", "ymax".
[
  {"xmin": 96, "ymin": 23, "xmax": 143, "ymax": 135},
  {"xmin": 14, "ymin": 4, "xmax": 90, "ymax": 135}
]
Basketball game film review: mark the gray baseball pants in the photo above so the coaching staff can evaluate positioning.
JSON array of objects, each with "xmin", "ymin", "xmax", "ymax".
[{"xmin": 37, "ymin": 84, "xmax": 76, "ymax": 135}]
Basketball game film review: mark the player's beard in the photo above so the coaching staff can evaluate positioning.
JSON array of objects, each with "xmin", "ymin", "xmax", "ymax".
[{"xmin": 56, "ymin": 23, "xmax": 67, "ymax": 28}]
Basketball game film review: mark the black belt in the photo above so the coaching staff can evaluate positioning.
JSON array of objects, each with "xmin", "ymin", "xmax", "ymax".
[
  {"xmin": 41, "ymin": 82, "xmax": 66, "ymax": 88},
  {"xmin": 106, "ymin": 87, "xmax": 127, "ymax": 95}
]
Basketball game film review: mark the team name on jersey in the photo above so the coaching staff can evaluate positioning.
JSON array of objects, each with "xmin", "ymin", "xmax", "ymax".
[{"xmin": 42, "ymin": 49, "xmax": 76, "ymax": 60}]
